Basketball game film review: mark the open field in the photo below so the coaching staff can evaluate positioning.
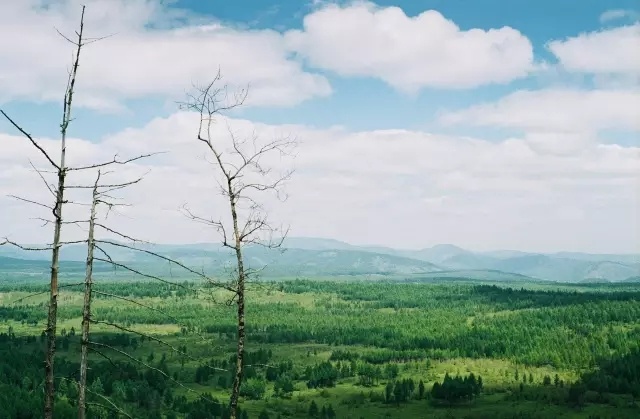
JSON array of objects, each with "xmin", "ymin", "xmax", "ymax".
[{"xmin": 1, "ymin": 278, "xmax": 639, "ymax": 418}]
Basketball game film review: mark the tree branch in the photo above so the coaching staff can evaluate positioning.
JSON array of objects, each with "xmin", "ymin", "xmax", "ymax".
[
  {"xmin": 95, "ymin": 240, "xmax": 235, "ymax": 291},
  {"xmin": 88, "ymin": 341, "xmax": 203, "ymax": 394},
  {"xmin": 0, "ymin": 110, "xmax": 60, "ymax": 170},
  {"xmin": 67, "ymin": 153, "xmax": 163, "ymax": 171},
  {"xmin": 7, "ymin": 195, "xmax": 53, "ymax": 210}
]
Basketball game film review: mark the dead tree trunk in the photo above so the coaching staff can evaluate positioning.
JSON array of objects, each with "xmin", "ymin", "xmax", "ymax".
[
  {"xmin": 66, "ymin": 161, "xmax": 226, "ymax": 417},
  {"xmin": 181, "ymin": 77, "xmax": 295, "ymax": 419},
  {"xmin": 77, "ymin": 171, "xmax": 99, "ymax": 419},
  {"xmin": 45, "ymin": 8, "xmax": 86, "ymax": 416},
  {"xmin": 229, "ymin": 192, "xmax": 246, "ymax": 416},
  {"xmin": 0, "ymin": 7, "xmax": 87, "ymax": 418}
]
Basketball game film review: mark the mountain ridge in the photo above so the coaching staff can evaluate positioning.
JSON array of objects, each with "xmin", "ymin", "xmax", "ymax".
[{"xmin": 0, "ymin": 237, "xmax": 638, "ymax": 283}]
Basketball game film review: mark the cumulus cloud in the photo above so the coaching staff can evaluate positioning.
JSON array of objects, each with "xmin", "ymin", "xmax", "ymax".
[
  {"xmin": 0, "ymin": 0, "xmax": 331, "ymax": 110},
  {"xmin": 548, "ymin": 24, "xmax": 640, "ymax": 76},
  {"xmin": 439, "ymin": 88, "xmax": 640, "ymax": 156},
  {"xmin": 284, "ymin": 1, "xmax": 534, "ymax": 91},
  {"xmin": 1, "ymin": 113, "xmax": 637, "ymax": 253}
]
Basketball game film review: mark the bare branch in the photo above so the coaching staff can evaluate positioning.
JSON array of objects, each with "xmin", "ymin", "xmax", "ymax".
[
  {"xmin": 28, "ymin": 160, "xmax": 57, "ymax": 198},
  {"xmin": 67, "ymin": 152, "xmax": 163, "ymax": 171},
  {"xmin": 91, "ymin": 318, "xmax": 227, "ymax": 371},
  {"xmin": 30, "ymin": 217, "xmax": 88, "ymax": 228},
  {"xmin": 67, "ymin": 173, "xmax": 148, "ymax": 190},
  {"xmin": 56, "ymin": 377, "xmax": 133, "ymax": 419},
  {"xmin": 95, "ymin": 240, "xmax": 234, "ymax": 291},
  {"xmin": 55, "ymin": 23, "xmax": 117, "ymax": 46},
  {"xmin": 180, "ymin": 205, "xmax": 235, "ymax": 249},
  {"xmin": 58, "ymin": 239, "xmax": 88, "ymax": 246},
  {"xmin": 0, "ymin": 110, "xmax": 61, "ymax": 170},
  {"xmin": 93, "ymin": 257, "xmax": 194, "ymax": 290},
  {"xmin": 8, "ymin": 195, "xmax": 53, "ymax": 210},
  {"xmin": 7, "ymin": 282, "xmax": 84, "ymax": 305},
  {"xmin": 88, "ymin": 341, "xmax": 202, "ymax": 394},
  {"xmin": 94, "ymin": 245, "xmax": 229, "ymax": 294},
  {"xmin": 1, "ymin": 239, "xmax": 53, "ymax": 251},
  {"xmin": 91, "ymin": 290, "xmax": 204, "ymax": 341},
  {"xmin": 94, "ymin": 224, "xmax": 149, "ymax": 244}
]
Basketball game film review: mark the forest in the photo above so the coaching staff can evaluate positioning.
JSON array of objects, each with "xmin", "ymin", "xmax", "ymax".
[{"xmin": 1, "ymin": 279, "xmax": 639, "ymax": 418}]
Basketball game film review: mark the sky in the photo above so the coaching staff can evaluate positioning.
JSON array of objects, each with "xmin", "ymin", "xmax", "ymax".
[{"xmin": 0, "ymin": 0, "xmax": 639, "ymax": 253}]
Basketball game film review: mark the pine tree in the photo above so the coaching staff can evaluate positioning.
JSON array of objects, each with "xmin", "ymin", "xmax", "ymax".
[
  {"xmin": 308, "ymin": 400, "xmax": 319, "ymax": 418},
  {"xmin": 326, "ymin": 404, "xmax": 336, "ymax": 419}
]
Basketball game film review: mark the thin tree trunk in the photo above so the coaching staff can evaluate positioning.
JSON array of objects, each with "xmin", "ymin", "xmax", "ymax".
[
  {"xmin": 78, "ymin": 173, "xmax": 99, "ymax": 419},
  {"xmin": 44, "ymin": 172, "xmax": 65, "ymax": 418},
  {"xmin": 44, "ymin": 8, "xmax": 85, "ymax": 418},
  {"xmin": 183, "ymin": 80, "xmax": 293, "ymax": 419},
  {"xmin": 229, "ymin": 194, "xmax": 246, "ymax": 419}
]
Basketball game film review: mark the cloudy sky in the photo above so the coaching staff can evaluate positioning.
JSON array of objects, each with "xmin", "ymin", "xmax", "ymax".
[{"xmin": 1, "ymin": 0, "xmax": 638, "ymax": 253}]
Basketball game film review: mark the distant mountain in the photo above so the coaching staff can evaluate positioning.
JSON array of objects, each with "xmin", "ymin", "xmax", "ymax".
[
  {"xmin": 435, "ymin": 253, "xmax": 496, "ymax": 270},
  {"xmin": 552, "ymin": 252, "xmax": 639, "ymax": 265},
  {"xmin": 244, "ymin": 246, "xmax": 442, "ymax": 277},
  {"xmin": 0, "ymin": 237, "xmax": 638, "ymax": 283},
  {"xmin": 281, "ymin": 237, "xmax": 358, "ymax": 251},
  {"xmin": 277, "ymin": 239, "xmax": 639, "ymax": 283},
  {"xmin": 408, "ymin": 244, "xmax": 471, "ymax": 264}
]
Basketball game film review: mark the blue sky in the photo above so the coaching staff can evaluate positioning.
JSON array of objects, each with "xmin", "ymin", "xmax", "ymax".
[
  {"xmin": 0, "ymin": 0, "xmax": 638, "ymax": 252},
  {"xmin": 3, "ymin": 0, "xmax": 638, "ymax": 139}
]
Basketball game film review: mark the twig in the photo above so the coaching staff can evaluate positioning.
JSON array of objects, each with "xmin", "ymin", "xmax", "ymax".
[
  {"xmin": 7, "ymin": 195, "xmax": 53, "ymax": 210},
  {"xmin": 90, "ymin": 318, "xmax": 227, "ymax": 371},
  {"xmin": 67, "ymin": 153, "xmax": 164, "ymax": 171},
  {"xmin": 91, "ymin": 290, "xmax": 206, "ymax": 342},
  {"xmin": 88, "ymin": 341, "xmax": 202, "ymax": 394}
]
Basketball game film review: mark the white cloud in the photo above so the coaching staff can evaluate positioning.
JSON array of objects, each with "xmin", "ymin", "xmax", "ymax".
[
  {"xmin": 439, "ymin": 89, "xmax": 640, "ymax": 133},
  {"xmin": 1, "ymin": 113, "xmax": 638, "ymax": 253},
  {"xmin": 0, "ymin": 0, "xmax": 331, "ymax": 110},
  {"xmin": 599, "ymin": 9, "xmax": 639, "ymax": 23},
  {"xmin": 548, "ymin": 24, "xmax": 640, "ymax": 76},
  {"xmin": 285, "ymin": 1, "xmax": 534, "ymax": 91}
]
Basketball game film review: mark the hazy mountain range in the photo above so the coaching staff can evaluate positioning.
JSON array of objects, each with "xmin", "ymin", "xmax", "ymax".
[{"xmin": 0, "ymin": 237, "xmax": 638, "ymax": 283}]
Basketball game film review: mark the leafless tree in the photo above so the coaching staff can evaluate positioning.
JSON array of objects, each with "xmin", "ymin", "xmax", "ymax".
[
  {"xmin": 180, "ymin": 75, "xmax": 296, "ymax": 419},
  {"xmin": 0, "ymin": 6, "xmax": 147, "ymax": 417},
  {"xmin": 75, "ymin": 169, "xmax": 151, "ymax": 419},
  {"xmin": 0, "ymin": 7, "xmax": 93, "ymax": 417},
  {"xmin": 70, "ymin": 166, "xmax": 238, "ymax": 418}
]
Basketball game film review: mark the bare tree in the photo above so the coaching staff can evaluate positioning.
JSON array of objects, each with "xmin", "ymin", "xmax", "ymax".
[
  {"xmin": 180, "ymin": 76, "xmax": 296, "ymax": 419},
  {"xmin": 0, "ymin": 7, "xmax": 92, "ymax": 417},
  {"xmin": 70, "ymin": 165, "xmax": 236, "ymax": 418},
  {"xmin": 76, "ymin": 169, "xmax": 150, "ymax": 419},
  {"xmin": 77, "ymin": 172, "xmax": 99, "ymax": 419}
]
